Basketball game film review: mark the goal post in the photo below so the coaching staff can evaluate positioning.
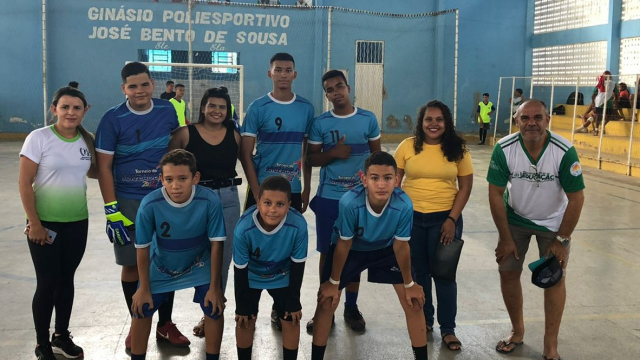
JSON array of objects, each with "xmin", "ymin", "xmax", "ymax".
[{"xmin": 127, "ymin": 62, "xmax": 244, "ymax": 123}]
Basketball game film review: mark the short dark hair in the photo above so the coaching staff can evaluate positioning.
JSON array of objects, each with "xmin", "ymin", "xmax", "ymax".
[
  {"xmin": 160, "ymin": 149, "xmax": 197, "ymax": 176},
  {"xmin": 175, "ymin": 83, "xmax": 185, "ymax": 89},
  {"xmin": 197, "ymin": 87, "xmax": 233, "ymax": 127},
  {"xmin": 364, "ymin": 151, "xmax": 397, "ymax": 174},
  {"xmin": 483, "ymin": 93, "xmax": 490, "ymax": 97},
  {"xmin": 121, "ymin": 62, "xmax": 151, "ymax": 83},
  {"xmin": 270, "ymin": 52, "xmax": 295, "ymax": 66},
  {"xmin": 259, "ymin": 176, "xmax": 292, "ymax": 201},
  {"xmin": 68, "ymin": 81, "xmax": 79, "ymax": 89},
  {"xmin": 515, "ymin": 88, "xmax": 523, "ymax": 95},
  {"xmin": 166, "ymin": 80, "xmax": 175, "ymax": 86},
  {"xmin": 321, "ymin": 70, "xmax": 348, "ymax": 90}
]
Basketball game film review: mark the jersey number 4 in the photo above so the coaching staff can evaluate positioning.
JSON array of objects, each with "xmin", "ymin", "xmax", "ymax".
[{"xmin": 250, "ymin": 246, "xmax": 261, "ymax": 259}]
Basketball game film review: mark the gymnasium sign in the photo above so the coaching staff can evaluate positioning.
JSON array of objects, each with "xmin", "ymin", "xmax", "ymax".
[{"xmin": 87, "ymin": 7, "xmax": 290, "ymax": 49}]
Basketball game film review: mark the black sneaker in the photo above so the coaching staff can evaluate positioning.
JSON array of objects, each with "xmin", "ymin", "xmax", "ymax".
[
  {"xmin": 270, "ymin": 308, "xmax": 282, "ymax": 331},
  {"xmin": 51, "ymin": 332, "xmax": 84, "ymax": 358},
  {"xmin": 306, "ymin": 315, "xmax": 335, "ymax": 333},
  {"xmin": 35, "ymin": 342, "xmax": 56, "ymax": 360},
  {"xmin": 343, "ymin": 306, "xmax": 366, "ymax": 331}
]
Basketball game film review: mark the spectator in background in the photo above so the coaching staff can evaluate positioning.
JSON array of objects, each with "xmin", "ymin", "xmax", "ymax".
[
  {"xmin": 476, "ymin": 93, "xmax": 495, "ymax": 145},
  {"xmin": 170, "ymin": 84, "xmax": 189, "ymax": 127},
  {"xmin": 617, "ymin": 82, "xmax": 631, "ymax": 121},
  {"xmin": 591, "ymin": 71, "xmax": 619, "ymax": 136},
  {"xmin": 506, "ymin": 88, "xmax": 525, "ymax": 124},
  {"xmin": 161, "ymin": 81, "xmax": 176, "ymax": 100}
]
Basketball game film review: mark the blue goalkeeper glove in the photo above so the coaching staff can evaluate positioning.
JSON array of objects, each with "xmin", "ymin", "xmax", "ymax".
[{"xmin": 104, "ymin": 201, "xmax": 134, "ymax": 246}]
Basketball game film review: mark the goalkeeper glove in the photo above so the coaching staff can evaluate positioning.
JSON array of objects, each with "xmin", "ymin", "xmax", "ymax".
[{"xmin": 104, "ymin": 201, "xmax": 134, "ymax": 246}]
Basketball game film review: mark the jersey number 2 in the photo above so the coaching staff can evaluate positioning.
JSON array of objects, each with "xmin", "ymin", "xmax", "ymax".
[{"xmin": 160, "ymin": 222, "xmax": 171, "ymax": 237}]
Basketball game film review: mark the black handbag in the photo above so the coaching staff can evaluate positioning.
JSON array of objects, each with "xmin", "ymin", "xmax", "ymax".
[{"xmin": 431, "ymin": 238, "xmax": 464, "ymax": 282}]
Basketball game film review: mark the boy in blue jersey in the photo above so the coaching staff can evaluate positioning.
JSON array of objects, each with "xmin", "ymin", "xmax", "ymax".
[
  {"xmin": 305, "ymin": 69, "xmax": 381, "ymax": 332},
  {"xmin": 233, "ymin": 176, "xmax": 308, "ymax": 360},
  {"xmin": 239, "ymin": 52, "xmax": 314, "ymax": 329},
  {"xmin": 311, "ymin": 152, "xmax": 428, "ymax": 360},
  {"xmin": 95, "ymin": 62, "xmax": 189, "ymax": 349},
  {"xmin": 130, "ymin": 149, "xmax": 226, "ymax": 360}
]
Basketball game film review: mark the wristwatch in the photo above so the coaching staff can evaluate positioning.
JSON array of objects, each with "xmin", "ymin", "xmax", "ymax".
[{"xmin": 556, "ymin": 235, "xmax": 571, "ymax": 247}]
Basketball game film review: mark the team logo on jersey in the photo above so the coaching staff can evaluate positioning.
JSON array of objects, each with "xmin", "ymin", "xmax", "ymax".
[
  {"xmin": 570, "ymin": 161, "xmax": 582, "ymax": 176},
  {"xmin": 79, "ymin": 148, "xmax": 91, "ymax": 161},
  {"xmin": 266, "ymin": 160, "xmax": 301, "ymax": 181}
]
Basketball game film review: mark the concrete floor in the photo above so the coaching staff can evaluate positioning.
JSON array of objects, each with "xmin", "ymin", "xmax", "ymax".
[{"xmin": 1, "ymin": 141, "xmax": 640, "ymax": 360}]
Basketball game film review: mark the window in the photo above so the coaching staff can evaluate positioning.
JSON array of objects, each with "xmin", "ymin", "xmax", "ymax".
[
  {"xmin": 532, "ymin": 42, "xmax": 607, "ymax": 85},
  {"xmin": 620, "ymin": 37, "xmax": 640, "ymax": 86},
  {"xmin": 356, "ymin": 41, "xmax": 384, "ymax": 64},
  {"xmin": 622, "ymin": 0, "xmax": 640, "ymax": 21},
  {"xmin": 534, "ymin": 0, "xmax": 609, "ymax": 34},
  {"xmin": 212, "ymin": 52, "xmax": 238, "ymax": 73},
  {"xmin": 147, "ymin": 50, "xmax": 172, "ymax": 72}
]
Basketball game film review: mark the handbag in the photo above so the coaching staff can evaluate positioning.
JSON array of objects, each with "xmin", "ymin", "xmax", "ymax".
[{"xmin": 431, "ymin": 238, "xmax": 464, "ymax": 282}]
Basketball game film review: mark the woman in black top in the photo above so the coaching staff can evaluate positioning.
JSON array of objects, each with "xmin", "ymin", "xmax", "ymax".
[{"xmin": 169, "ymin": 87, "xmax": 241, "ymax": 337}]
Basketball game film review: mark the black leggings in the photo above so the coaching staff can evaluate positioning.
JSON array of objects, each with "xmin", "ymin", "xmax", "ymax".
[{"xmin": 28, "ymin": 219, "xmax": 88, "ymax": 344}]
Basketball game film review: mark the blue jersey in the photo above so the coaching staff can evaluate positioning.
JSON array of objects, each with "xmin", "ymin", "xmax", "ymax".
[
  {"xmin": 233, "ymin": 206, "xmax": 308, "ymax": 289},
  {"xmin": 135, "ymin": 186, "xmax": 226, "ymax": 294},
  {"xmin": 95, "ymin": 99, "xmax": 179, "ymax": 199},
  {"xmin": 308, "ymin": 107, "xmax": 381, "ymax": 200},
  {"xmin": 332, "ymin": 185, "xmax": 413, "ymax": 251},
  {"xmin": 241, "ymin": 93, "xmax": 314, "ymax": 193}
]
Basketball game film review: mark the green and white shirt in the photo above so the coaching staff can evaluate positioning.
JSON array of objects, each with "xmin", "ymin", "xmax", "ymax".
[
  {"xmin": 486, "ymin": 131, "xmax": 585, "ymax": 232},
  {"xmin": 20, "ymin": 125, "xmax": 91, "ymax": 222}
]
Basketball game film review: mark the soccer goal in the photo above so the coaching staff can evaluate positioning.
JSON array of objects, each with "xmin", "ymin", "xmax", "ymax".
[{"xmin": 131, "ymin": 62, "xmax": 244, "ymax": 123}]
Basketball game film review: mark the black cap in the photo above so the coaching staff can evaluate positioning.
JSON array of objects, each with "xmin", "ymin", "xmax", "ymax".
[{"xmin": 531, "ymin": 255, "xmax": 563, "ymax": 289}]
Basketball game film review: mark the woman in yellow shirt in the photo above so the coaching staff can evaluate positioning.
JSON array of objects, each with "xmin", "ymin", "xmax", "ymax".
[{"xmin": 394, "ymin": 100, "xmax": 473, "ymax": 351}]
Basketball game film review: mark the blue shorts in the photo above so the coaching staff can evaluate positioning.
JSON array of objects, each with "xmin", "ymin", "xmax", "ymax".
[
  {"xmin": 140, "ymin": 283, "xmax": 223, "ymax": 320},
  {"xmin": 309, "ymin": 196, "xmax": 340, "ymax": 254},
  {"xmin": 321, "ymin": 244, "xmax": 414, "ymax": 290}
]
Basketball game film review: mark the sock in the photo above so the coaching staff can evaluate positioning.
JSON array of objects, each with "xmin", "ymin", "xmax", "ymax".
[
  {"xmin": 121, "ymin": 280, "xmax": 138, "ymax": 317},
  {"xmin": 237, "ymin": 346, "xmax": 252, "ymax": 360},
  {"xmin": 311, "ymin": 344, "xmax": 326, "ymax": 360},
  {"xmin": 283, "ymin": 347, "xmax": 299, "ymax": 360},
  {"xmin": 130, "ymin": 354, "xmax": 146, "ymax": 360},
  {"xmin": 344, "ymin": 291, "xmax": 358, "ymax": 309},
  {"xmin": 482, "ymin": 129, "xmax": 488, "ymax": 143},
  {"xmin": 206, "ymin": 353, "xmax": 220, "ymax": 360},
  {"xmin": 157, "ymin": 291, "xmax": 175, "ymax": 327},
  {"xmin": 412, "ymin": 345, "xmax": 427, "ymax": 360}
]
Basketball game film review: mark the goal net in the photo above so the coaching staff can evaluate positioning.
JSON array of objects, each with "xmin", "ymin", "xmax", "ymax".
[{"xmin": 136, "ymin": 62, "xmax": 244, "ymax": 123}]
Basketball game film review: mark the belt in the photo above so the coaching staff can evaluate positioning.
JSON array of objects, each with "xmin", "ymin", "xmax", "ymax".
[{"xmin": 199, "ymin": 178, "xmax": 242, "ymax": 190}]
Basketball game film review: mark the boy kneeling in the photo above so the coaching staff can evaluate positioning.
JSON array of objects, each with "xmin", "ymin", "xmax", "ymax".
[
  {"xmin": 311, "ymin": 151, "xmax": 428, "ymax": 360},
  {"xmin": 130, "ymin": 149, "xmax": 226, "ymax": 360},
  {"xmin": 234, "ymin": 176, "xmax": 308, "ymax": 360}
]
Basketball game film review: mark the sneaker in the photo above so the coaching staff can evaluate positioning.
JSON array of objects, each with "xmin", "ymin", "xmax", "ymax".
[
  {"xmin": 343, "ymin": 306, "xmax": 366, "ymax": 331},
  {"xmin": 125, "ymin": 328, "xmax": 131, "ymax": 350},
  {"xmin": 51, "ymin": 332, "xmax": 84, "ymax": 358},
  {"xmin": 35, "ymin": 342, "xmax": 56, "ymax": 360},
  {"xmin": 577, "ymin": 127, "xmax": 589, "ymax": 133},
  {"xmin": 156, "ymin": 321, "xmax": 191, "ymax": 347},
  {"xmin": 271, "ymin": 308, "xmax": 282, "ymax": 331},
  {"xmin": 306, "ymin": 315, "xmax": 335, "ymax": 332}
]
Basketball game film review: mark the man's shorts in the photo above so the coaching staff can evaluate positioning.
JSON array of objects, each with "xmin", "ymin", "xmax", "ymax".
[
  {"xmin": 244, "ymin": 186, "xmax": 302, "ymax": 213},
  {"xmin": 140, "ymin": 283, "xmax": 223, "ymax": 320},
  {"xmin": 498, "ymin": 224, "xmax": 571, "ymax": 272},
  {"xmin": 594, "ymin": 107, "xmax": 615, "ymax": 121},
  {"xmin": 235, "ymin": 286, "xmax": 294, "ymax": 321},
  {"xmin": 321, "ymin": 244, "xmax": 413, "ymax": 290},
  {"xmin": 480, "ymin": 122, "xmax": 491, "ymax": 130},
  {"xmin": 114, "ymin": 197, "xmax": 141, "ymax": 267},
  {"xmin": 309, "ymin": 196, "xmax": 340, "ymax": 254}
]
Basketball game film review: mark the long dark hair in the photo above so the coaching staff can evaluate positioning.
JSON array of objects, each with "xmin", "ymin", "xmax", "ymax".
[
  {"xmin": 51, "ymin": 86, "xmax": 96, "ymax": 165},
  {"xmin": 197, "ymin": 87, "xmax": 233, "ymax": 129},
  {"xmin": 413, "ymin": 99, "xmax": 467, "ymax": 162}
]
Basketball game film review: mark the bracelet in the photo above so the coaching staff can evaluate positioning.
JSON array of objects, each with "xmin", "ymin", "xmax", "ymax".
[
  {"xmin": 447, "ymin": 216, "xmax": 457, "ymax": 224},
  {"xmin": 404, "ymin": 281, "xmax": 415, "ymax": 289},
  {"xmin": 329, "ymin": 277, "xmax": 340, "ymax": 285}
]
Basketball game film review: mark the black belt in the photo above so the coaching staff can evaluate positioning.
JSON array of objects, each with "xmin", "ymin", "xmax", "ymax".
[{"xmin": 199, "ymin": 178, "xmax": 242, "ymax": 190}]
